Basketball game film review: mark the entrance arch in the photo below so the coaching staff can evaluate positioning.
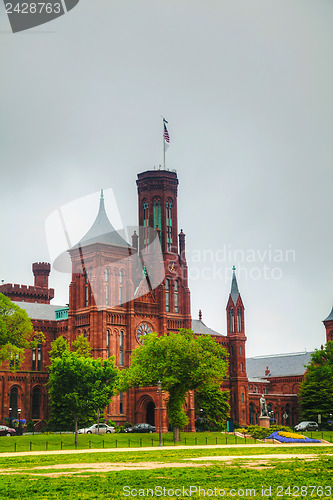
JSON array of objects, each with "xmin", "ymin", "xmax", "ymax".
[{"xmin": 136, "ymin": 395, "xmax": 156, "ymax": 425}]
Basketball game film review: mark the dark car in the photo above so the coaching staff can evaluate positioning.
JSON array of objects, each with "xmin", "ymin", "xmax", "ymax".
[
  {"xmin": 124, "ymin": 423, "xmax": 156, "ymax": 433},
  {"xmin": 0, "ymin": 425, "xmax": 16, "ymax": 436},
  {"xmin": 294, "ymin": 421, "xmax": 319, "ymax": 432}
]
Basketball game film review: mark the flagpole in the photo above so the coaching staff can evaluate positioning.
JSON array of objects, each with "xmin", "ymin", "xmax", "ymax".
[{"xmin": 163, "ymin": 117, "xmax": 166, "ymax": 170}]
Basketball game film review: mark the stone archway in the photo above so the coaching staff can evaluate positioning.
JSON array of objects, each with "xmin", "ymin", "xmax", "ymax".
[
  {"xmin": 136, "ymin": 395, "xmax": 156, "ymax": 425},
  {"xmin": 146, "ymin": 401, "xmax": 155, "ymax": 426}
]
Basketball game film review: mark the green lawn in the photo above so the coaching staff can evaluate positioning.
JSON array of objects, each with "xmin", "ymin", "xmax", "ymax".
[{"xmin": 0, "ymin": 445, "xmax": 331, "ymax": 499}]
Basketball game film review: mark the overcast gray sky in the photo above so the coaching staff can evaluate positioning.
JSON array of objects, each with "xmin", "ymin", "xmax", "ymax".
[{"xmin": 1, "ymin": 0, "xmax": 332, "ymax": 357}]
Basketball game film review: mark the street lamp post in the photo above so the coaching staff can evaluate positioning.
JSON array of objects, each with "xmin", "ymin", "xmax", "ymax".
[
  {"xmin": 157, "ymin": 380, "xmax": 162, "ymax": 447},
  {"xmin": 8, "ymin": 407, "xmax": 12, "ymax": 428},
  {"xmin": 17, "ymin": 408, "xmax": 22, "ymax": 436}
]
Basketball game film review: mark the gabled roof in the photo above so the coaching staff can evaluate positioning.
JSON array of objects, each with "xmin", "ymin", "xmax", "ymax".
[
  {"xmin": 191, "ymin": 319, "xmax": 224, "ymax": 336},
  {"xmin": 12, "ymin": 301, "xmax": 63, "ymax": 321},
  {"xmin": 246, "ymin": 351, "xmax": 313, "ymax": 378},
  {"xmin": 323, "ymin": 306, "xmax": 333, "ymax": 322},
  {"xmin": 71, "ymin": 191, "xmax": 130, "ymax": 250}
]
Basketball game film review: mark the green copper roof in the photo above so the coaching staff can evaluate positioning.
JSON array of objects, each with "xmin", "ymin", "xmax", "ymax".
[{"xmin": 72, "ymin": 192, "xmax": 130, "ymax": 249}]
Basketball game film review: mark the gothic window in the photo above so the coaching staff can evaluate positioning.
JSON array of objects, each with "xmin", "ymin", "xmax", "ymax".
[
  {"xmin": 119, "ymin": 331, "xmax": 124, "ymax": 366},
  {"xmin": 233, "ymin": 392, "xmax": 236, "ymax": 403},
  {"xmin": 105, "ymin": 267, "xmax": 111, "ymax": 306},
  {"xmin": 249, "ymin": 403, "xmax": 254, "ymax": 424},
  {"xmin": 32, "ymin": 347, "xmax": 36, "ymax": 370},
  {"xmin": 120, "ymin": 392, "xmax": 123, "ymax": 414},
  {"xmin": 242, "ymin": 410, "xmax": 245, "ymax": 421},
  {"xmin": 37, "ymin": 344, "xmax": 42, "ymax": 370},
  {"xmin": 119, "ymin": 270, "xmax": 124, "ymax": 306},
  {"xmin": 240, "ymin": 345, "xmax": 242, "ymax": 355},
  {"xmin": 9, "ymin": 387, "xmax": 18, "ymax": 419},
  {"xmin": 32, "ymin": 387, "xmax": 41, "ymax": 419},
  {"xmin": 153, "ymin": 198, "xmax": 162, "ymax": 230},
  {"xmin": 229, "ymin": 308, "xmax": 235, "ymax": 333},
  {"xmin": 165, "ymin": 279, "xmax": 170, "ymax": 313},
  {"xmin": 240, "ymin": 362, "xmax": 243, "ymax": 373},
  {"xmin": 174, "ymin": 280, "xmax": 179, "ymax": 313},
  {"xmin": 241, "ymin": 393, "xmax": 244, "ymax": 403},
  {"xmin": 84, "ymin": 271, "xmax": 90, "ymax": 307},
  {"xmin": 106, "ymin": 330, "xmax": 110, "ymax": 358},
  {"xmin": 237, "ymin": 307, "xmax": 242, "ymax": 332},
  {"xmin": 166, "ymin": 200, "xmax": 173, "ymax": 251},
  {"xmin": 143, "ymin": 201, "xmax": 149, "ymax": 246}
]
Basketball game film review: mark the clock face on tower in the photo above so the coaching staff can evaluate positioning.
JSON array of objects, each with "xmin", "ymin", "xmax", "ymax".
[{"xmin": 136, "ymin": 322, "xmax": 153, "ymax": 344}]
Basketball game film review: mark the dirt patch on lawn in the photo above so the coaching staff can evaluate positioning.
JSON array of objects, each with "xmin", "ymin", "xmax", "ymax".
[{"xmin": 0, "ymin": 461, "xmax": 210, "ymax": 477}]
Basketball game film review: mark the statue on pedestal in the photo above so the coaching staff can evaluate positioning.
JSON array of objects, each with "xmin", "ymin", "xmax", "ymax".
[{"xmin": 260, "ymin": 395, "xmax": 268, "ymax": 417}]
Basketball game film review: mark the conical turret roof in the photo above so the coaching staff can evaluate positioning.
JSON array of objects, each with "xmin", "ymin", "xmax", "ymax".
[
  {"xmin": 72, "ymin": 191, "xmax": 130, "ymax": 249},
  {"xmin": 323, "ymin": 305, "xmax": 333, "ymax": 322}
]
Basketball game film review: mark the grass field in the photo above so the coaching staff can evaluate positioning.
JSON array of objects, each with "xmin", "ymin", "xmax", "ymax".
[
  {"xmin": 0, "ymin": 431, "xmax": 331, "ymax": 454},
  {"xmin": 0, "ymin": 434, "xmax": 332, "ymax": 499}
]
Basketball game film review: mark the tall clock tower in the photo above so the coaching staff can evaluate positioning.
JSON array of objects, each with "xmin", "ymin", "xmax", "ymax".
[{"xmin": 136, "ymin": 170, "xmax": 191, "ymax": 333}]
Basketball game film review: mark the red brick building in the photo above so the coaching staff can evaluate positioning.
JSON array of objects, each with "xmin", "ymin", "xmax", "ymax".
[{"xmin": 0, "ymin": 169, "xmax": 331, "ymax": 430}]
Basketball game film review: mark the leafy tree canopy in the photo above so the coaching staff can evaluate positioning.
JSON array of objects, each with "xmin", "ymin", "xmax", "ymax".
[
  {"xmin": 299, "ymin": 341, "xmax": 333, "ymax": 424},
  {"xmin": 0, "ymin": 293, "xmax": 43, "ymax": 368},
  {"xmin": 118, "ymin": 329, "xmax": 228, "ymax": 440},
  {"xmin": 48, "ymin": 349, "xmax": 118, "ymax": 442},
  {"xmin": 195, "ymin": 383, "xmax": 230, "ymax": 431}
]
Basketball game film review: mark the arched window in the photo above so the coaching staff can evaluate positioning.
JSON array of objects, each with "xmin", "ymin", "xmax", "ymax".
[
  {"xmin": 153, "ymin": 198, "xmax": 161, "ymax": 230},
  {"xmin": 249, "ymin": 403, "xmax": 254, "ymax": 424},
  {"xmin": 237, "ymin": 307, "xmax": 242, "ymax": 332},
  {"xmin": 105, "ymin": 267, "xmax": 111, "ymax": 306},
  {"xmin": 166, "ymin": 200, "xmax": 173, "ymax": 251},
  {"xmin": 32, "ymin": 387, "xmax": 41, "ymax": 419},
  {"xmin": 174, "ymin": 280, "xmax": 179, "ymax": 313},
  {"xmin": 240, "ymin": 345, "xmax": 242, "ymax": 355},
  {"xmin": 119, "ymin": 331, "xmax": 124, "ymax": 366},
  {"xmin": 240, "ymin": 362, "xmax": 243, "ymax": 373},
  {"xmin": 106, "ymin": 330, "xmax": 110, "ymax": 358},
  {"xmin": 9, "ymin": 387, "xmax": 18, "ymax": 419},
  {"xmin": 241, "ymin": 393, "xmax": 244, "ymax": 403},
  {"xmin": 119, "ymin": 270, "xmax": 124, "ymax": 306},
  {"xmin": 83, "ymin": 329, "xmax": 87, "ymax": 338},
  {"xmin": 143, "ymin": 201, "xmax": 149, "ymax": 247},
  {"xmin": 120, "ymin": 392, "xmax": 123, "ymax": 414},
  {"xmin": 165, "ymin": 279, "xmax": 170, "ymax": 313},
  {"xmin": 84, "ymin": 271, "xmax": 89, "ymax": 307},
  {"xmin": 229, "ymin": 308, "xmax": 235, "ymax": 333},
  {"xmin": 37, "ymin": 343, "xmax": 42, "ymax": 370},
  {"xmin": 242, "ymin": 410, "xmax": 245, "ymax": 421}
]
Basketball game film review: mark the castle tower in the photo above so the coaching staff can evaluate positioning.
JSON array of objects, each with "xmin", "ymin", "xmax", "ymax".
[
  {"xmin": 136, "ymin": 170, "xmax": 191, "ymax": 331},
  {"xmin": 323, "ymin": 306, "xmax": 333, "ymax": 343},
  {"xmin": 32, "ymin": 262, "xmax": 51, "ymax": 289},
  {"xmin": 226, "ymin": 267, "xmax": 249, "ymax": 425}
]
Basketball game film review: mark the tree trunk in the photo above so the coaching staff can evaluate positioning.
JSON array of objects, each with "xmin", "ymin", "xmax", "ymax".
[
  {"xmin": 173, "ymin": 426, "xmax": 181, "ymax": 442},
  {"xmin": 74, "ymin": 414, "xmax": 78, "ymax": 447}
]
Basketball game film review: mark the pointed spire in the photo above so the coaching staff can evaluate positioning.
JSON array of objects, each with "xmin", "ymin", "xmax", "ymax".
[
  {"xmin": 199, "ymin": 309, "xmax": 202, "ymax": 321},
  {"xmin": 100, "ymin": 189, "xmax": 104, "ymax": 200},
  {"xmin": 230, "ymin": 266, "xmax": 240, "ymax": 305}
]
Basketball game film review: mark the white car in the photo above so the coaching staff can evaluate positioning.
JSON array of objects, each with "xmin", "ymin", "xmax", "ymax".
[{"xmin": 78, "ymin": 423, "xmax": 115, "ymax": 434}]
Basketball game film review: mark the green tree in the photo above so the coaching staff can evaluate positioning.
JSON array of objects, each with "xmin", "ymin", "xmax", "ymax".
[
  {"xmin": 119, "ymin": 329, "xmax": 228, "ymax": 441},
  {"xmin": 195, "ymin": 383, "xmax": 230, "ymax": 431},
  {"xmin": 0, "ymin": 293, "xmax": 43, "ymax": 368},
  {"xmin": 299, "ymin": 341, "xmax": 333, "ymax": 425},
  {"xmin": 48, "ymin": 350, "xmax": 118, "ymax": 444}
]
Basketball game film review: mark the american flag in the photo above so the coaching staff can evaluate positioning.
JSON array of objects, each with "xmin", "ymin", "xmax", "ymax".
[{"xmin": 163, "ymin": 122, "xmax": 170, "ymax": 144}]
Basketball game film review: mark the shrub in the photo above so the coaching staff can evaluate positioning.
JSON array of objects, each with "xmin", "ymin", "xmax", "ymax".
[{"xmin": 247, "ymin": 424, "xmax": 293, "ymax": 440}]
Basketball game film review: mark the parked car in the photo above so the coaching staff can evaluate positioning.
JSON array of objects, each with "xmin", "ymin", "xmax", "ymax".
[
  {"xmin": 0, "ymin": 425, "xmax": 16, "ymax": 436},
  {"xmin": 77, "ymin": 423, "xmax": 115, "ymax": 434},
  {"xmin": 124, "ymin": 423, "xmax": 156, "ymax": 433},
  {"xmin": 294, "ymin": 421, "xmax": 319, "ymax": 432}
]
